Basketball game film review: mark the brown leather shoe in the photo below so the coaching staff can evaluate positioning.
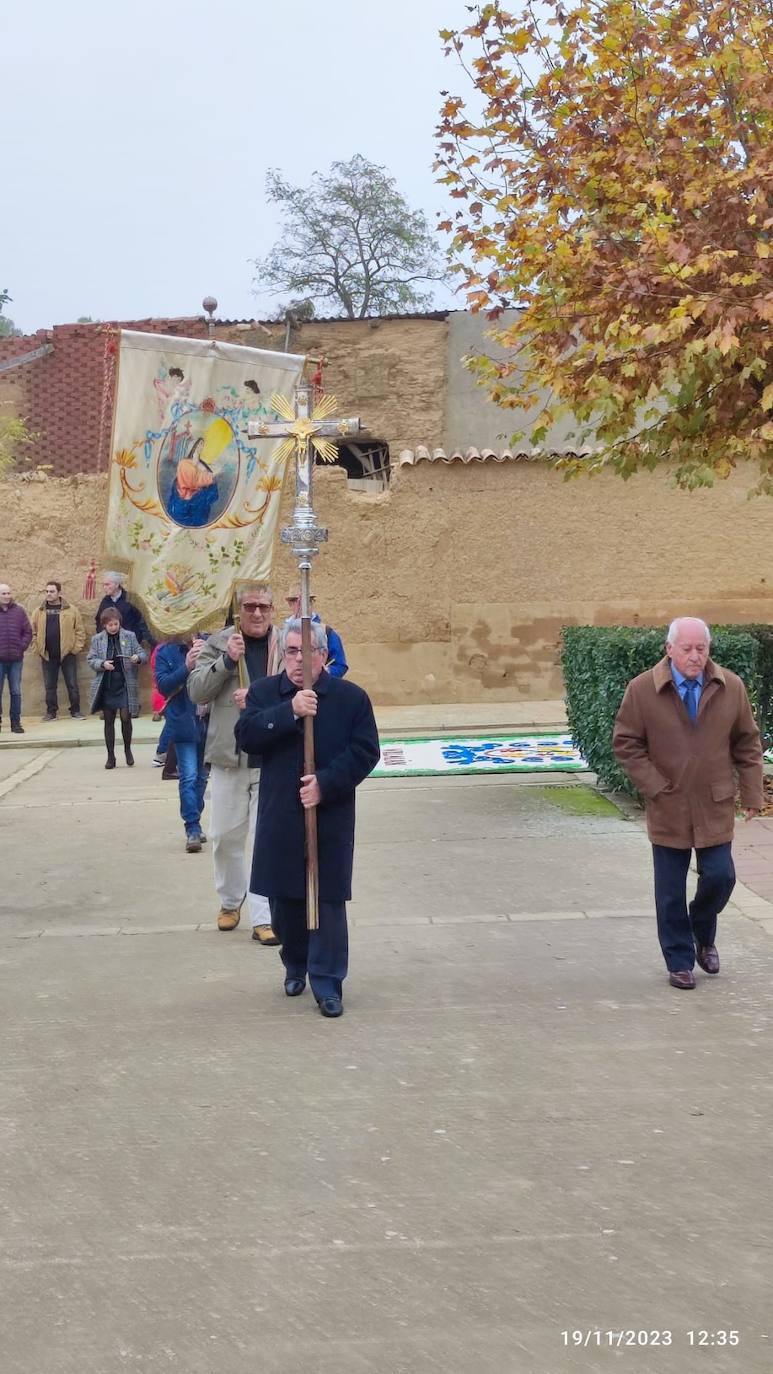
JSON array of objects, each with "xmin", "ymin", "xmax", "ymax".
[
  {"xmin": 695, "ymin": 944, "xmax": 720, "ymax": 974},
  {"xmin": 251, "ymin": 924, "xmax": 280, "ymax": 946},
  {"xmin": 217, "ymin": 908, "xmax": 241, "ymax": 931},
  {"xmin": 669, "ymin": 970, "xmax": 696, "ymax": 990}
]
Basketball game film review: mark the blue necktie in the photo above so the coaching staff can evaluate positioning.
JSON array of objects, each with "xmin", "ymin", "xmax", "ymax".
[{"xmin": 683, "ymin": 678, "xmax": 698, "ymax": 721}]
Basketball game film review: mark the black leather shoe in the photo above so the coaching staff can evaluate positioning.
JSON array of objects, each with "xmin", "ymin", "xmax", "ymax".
[
  {"xmin": 284, "ymin": 978, "xmax": 306, "ymax": 997},
  {"xmin": 669, "ymin": 970, "xmax": 696, "ymax": 990},
  {"xmin": 11, "ymin": 725, "xmax": 24, "ymax": 734},
  {"xmin": 695, "ymin": 944, "xmax": 720, "ymax": 974},
  {"xmin": 319, "ymin": 997, "xmax": 343, "ymax": 1018},
  {"xmin": 125, "ymin": 748, "xmax": 135, "ymax": 767}
]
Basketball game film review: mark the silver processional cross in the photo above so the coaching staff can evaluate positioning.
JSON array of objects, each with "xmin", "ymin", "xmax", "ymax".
[
  {"xmin": 247, "ymin": 382, "xmax": 361, "ymax": 930},
  {"xmin": 248, "ymin": 382, "xmax": 360, "ymax": 609}
]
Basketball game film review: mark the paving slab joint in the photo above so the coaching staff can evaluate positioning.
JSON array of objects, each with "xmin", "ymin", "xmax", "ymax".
[{"xmin": 729, "ymin": 879, "xmax": 773, "ymax": 932}]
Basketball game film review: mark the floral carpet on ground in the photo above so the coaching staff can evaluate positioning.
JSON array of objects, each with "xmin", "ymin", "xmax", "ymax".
[{"xmin": 371, "ymin": 733, "xmax": 588, "ymax": 778}]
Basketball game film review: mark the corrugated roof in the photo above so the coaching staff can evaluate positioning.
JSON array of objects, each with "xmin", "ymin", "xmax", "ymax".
[
  {"xmin": 399, "ymin": 445, "xmax": 594, "ymax": 465},
  {"xmin": 220, "ymin": 309, "xmax": 452, "ymax": 327}
]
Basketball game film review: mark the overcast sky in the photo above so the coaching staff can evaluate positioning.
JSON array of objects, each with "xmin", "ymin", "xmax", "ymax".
[{"xmin": 4, "ymin": 0, "xmax": 474, "ymax": 334}]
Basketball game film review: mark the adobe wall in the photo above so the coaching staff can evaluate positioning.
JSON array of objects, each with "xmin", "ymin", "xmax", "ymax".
[
  {"xmin": 217, "ymin": 316, "xmax": 448, "ymax": 459},
  {"xmin": 274, "ymin": 459, "xmax": 773, "ymax": 704},
  {"xmin": 3, "ymin": 461, "xmax": 772, "ymax": 717},
  {"xmin": 0, "ymin": 315, "xmax": 447, "ymax": 478}
]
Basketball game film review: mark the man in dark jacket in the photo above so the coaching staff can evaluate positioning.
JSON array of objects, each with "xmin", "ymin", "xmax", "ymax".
[
  {"xmin": 155, "ymin": 638, "xmax": 209, "ymax": 853},
  {"xmin": 95, "ymin": 573, "xmax": 152, "ymax": 647},
  {"xmin": 235, "ymin": 618, "xmax": 380, "ymax": 1018},
  {"xmin": 0, "ymin": 582, "xmax": 33, "ymax": 734}
]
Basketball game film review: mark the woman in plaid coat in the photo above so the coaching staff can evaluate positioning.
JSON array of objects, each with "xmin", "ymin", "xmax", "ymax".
[{"xmin": 87, "ymin": 607, "xmax": 147, "ymax": 768}]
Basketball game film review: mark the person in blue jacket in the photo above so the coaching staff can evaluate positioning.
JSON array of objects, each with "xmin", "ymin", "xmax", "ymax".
[
  {"xmin": 284, "ymin": 585, "xmax": 348, "ymax": 678},
  {"xmin": 155, "ymin": 637, "xmax": 209, "ymax": 852},
  {"xmin": 235, "ymin": 618, "xmax": 379, "ymax": 1018}
]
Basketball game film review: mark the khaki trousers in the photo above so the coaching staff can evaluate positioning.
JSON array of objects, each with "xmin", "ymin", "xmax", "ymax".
[{"xmin": 208, "ymin": 764, "xmax": 271, "ymax": 927}]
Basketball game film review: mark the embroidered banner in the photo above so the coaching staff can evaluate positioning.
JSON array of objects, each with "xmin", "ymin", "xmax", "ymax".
[{"xmin": 105, "ymin": 330, "xmax": 304, "ymax": 635}]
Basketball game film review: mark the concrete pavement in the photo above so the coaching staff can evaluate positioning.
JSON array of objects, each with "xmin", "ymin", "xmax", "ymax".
[{"xmin": 1, "ymin": 745, "xmax": 772, "ymax": 1372}]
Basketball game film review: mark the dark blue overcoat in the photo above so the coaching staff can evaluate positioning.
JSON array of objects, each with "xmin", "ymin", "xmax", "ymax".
[
  {"xmin": 235, "ymin": 670, "xmax": 380, "ymax": 902},
  {"xmin": 95, "ymin": 590, "xmax": 151, "ymax": 644}
]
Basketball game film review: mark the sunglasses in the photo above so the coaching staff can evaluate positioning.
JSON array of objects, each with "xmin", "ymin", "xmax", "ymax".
[{"xmin": 242, "ymin": 602, "xmax": 272, "ymax": 612}]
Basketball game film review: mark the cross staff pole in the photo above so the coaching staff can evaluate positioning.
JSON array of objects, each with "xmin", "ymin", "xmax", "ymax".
[{"xmin": 248, "ymin": 383, "xmax": 360, "ymax": 930}]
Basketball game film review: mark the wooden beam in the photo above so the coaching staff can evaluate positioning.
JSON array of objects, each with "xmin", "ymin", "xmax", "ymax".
[{"xmin": 0, "ymin": 343, "xmax": 54, "ymax": 375}]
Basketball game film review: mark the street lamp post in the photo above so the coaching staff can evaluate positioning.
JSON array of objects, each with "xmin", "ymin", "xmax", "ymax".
[{"xmin": 202, "ymin": 296, "xmax": 218, "ymax": 339}]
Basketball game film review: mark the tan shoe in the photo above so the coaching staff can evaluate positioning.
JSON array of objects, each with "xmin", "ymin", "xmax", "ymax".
[
  {"xmin": 251, "ymin": 924, "xmax": 280, "ymax": 946},
  {"xmin": 217, "ymin": 908, "xmax": 241, "ymax": 931}
]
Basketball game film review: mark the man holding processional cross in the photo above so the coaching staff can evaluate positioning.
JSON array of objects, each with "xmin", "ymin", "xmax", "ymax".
[{"xmin": 235, "ymin": 384, "xmax": 380, "ymax": 1015}]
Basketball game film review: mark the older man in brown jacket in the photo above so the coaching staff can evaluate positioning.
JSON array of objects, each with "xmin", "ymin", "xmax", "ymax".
[{"xmin": 613, "ymin": 616, "xmax": 763, "ymax": 989}]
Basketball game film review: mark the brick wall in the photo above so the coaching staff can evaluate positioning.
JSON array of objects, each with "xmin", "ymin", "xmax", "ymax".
[{"xmin": 0, "ymin": 317, "xmax": 208, "ymax": 477}]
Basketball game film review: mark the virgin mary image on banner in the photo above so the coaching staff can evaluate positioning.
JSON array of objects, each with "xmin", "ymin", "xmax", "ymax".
[{"xmin": 160, "ymin": 412, "xmax": 239, "ymax": 528}]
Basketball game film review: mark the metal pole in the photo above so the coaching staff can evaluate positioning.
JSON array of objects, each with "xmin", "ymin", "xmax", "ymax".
[{"xmin": 299, "ymin": 557, "xmax": 319, "ymax": 930}]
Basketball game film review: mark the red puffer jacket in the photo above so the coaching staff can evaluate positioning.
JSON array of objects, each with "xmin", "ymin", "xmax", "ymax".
[{"xmin": 150, "ymin": 644, "xmax": 167, "ymax": 714}]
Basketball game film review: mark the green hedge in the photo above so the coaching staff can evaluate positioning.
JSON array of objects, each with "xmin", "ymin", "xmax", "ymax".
[{"xmin": 562, "ymin": 625, "xmax": 772, "ymax": 795}]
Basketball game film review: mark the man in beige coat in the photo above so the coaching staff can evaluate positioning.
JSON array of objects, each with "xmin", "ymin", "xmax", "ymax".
[
  {"xmin": 31, "ymin": 580, "xmax": 87, "ymax": 721},
  {"xmin": 613, "ymin": 617, "xmax": 763, "ymax": 989},
  {"xmin": 187, "ymin": 584, "xmax": 281, "ymax": 943}
]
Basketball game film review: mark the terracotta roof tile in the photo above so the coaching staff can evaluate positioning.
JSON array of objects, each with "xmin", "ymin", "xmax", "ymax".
[{"xmin": 399, "ymin": 445, "xmax": 593, "ymax": 465}]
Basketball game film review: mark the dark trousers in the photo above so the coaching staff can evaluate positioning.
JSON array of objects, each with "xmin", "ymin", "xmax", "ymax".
[
  {"xmin": 0, "ymin": 659, "xmax": 23, "ymax": 726},
  {"xmin": 270, "ymin": 897, "xmax": 349, "ymax": 1001},
  {"xmin": 652, "ymin": 842, "xmax": 735, "ymax": 971},
  {"xmin": 41, "ymin": 655, "xmax": 80, "ymax": 715}
]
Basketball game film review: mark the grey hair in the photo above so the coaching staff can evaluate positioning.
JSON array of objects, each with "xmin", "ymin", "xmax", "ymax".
[
  {"xmin": 236, "ymin": 582, "xmax": 272, "ymax": 606},
  {"xmin": 280, "ymin": 616, "xmax": 327, "ymax": 654},
  {"xmin": 666, "ymin": 617, "xmax": 711, "ymax": 645},
  {"xmin": 102, "ymin": 570, "xmax": 123, "ymax": 586}
]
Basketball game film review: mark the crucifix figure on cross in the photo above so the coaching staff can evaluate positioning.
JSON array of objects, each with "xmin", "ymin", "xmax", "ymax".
[{"xmin": 247, "ymin": 381, "xmax": 361, "ymax": 929}]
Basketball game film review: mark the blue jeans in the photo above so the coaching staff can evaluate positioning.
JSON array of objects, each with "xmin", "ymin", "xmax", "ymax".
[
  {"xmin": 0, "ymin": 659, "xmax": 23, "ymax": 726},
  {"xmin": 175, "ymin": 739, "xmax": 208, "ymax": 834},
  {"xmin": 157, "ymin": 720, "xmax": 171, "ymax": 755},
  {"xmin": 652, "ymin": 843, "xmax": 735, "ymax": 971}
]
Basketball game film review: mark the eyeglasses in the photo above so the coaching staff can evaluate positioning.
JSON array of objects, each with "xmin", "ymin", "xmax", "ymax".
[
  {"xmin": 286, "ymin": 596, "xmax": 314, "ymax": 604},
  {"xmin": 242, "ymin": 602, "xmax": 272, "ymax": 612},
  {"xmin": 284, "ymin": 646, "xmax": 323, "ymax": 657}
]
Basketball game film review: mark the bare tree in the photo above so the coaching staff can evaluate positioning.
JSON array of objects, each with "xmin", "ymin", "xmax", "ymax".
[{"xmin": 253, "ymin": 155, "xmax": 448, "ymax": 319}]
